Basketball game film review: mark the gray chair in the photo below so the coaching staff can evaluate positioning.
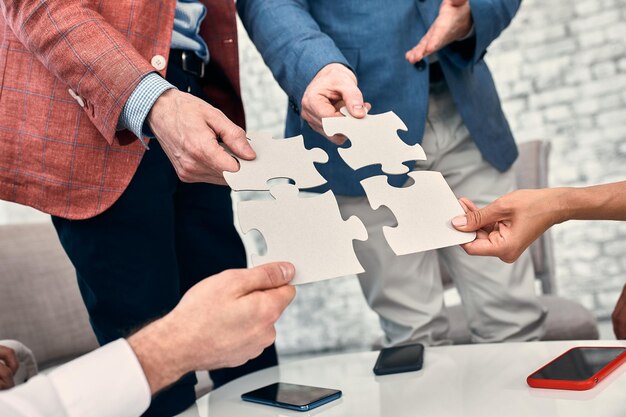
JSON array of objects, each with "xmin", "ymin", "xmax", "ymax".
[{"xmin": 444, "ymin": 140, "xmax": 599, "ymax": 343}]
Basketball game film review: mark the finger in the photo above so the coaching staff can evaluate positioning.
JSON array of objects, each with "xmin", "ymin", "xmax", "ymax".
[
  {"xmin": 208, "ymin": 111, "xmax": 256, "ymax": 160},
  {"xmin": 335, "ymin": 82, "xmax": 366, "ymax": 118},
  {"xmin": 459, "ymin": 197, "xmax": 479, "ymax": 212},
  {"xmin": 204, "ymin": 138, "xmax": 240, "ymax": 176},
  {"xmin": 422, "ymin": 19, "xmax": 449, "ymax": 54},
  {"xmin": 406, "ymin": 27, "xmax": 436, "ymax": 63},
  {"xmin": 237, "ymin": 262, "xmax": 295, "ymax": 294},
  {"xmin": 449, "ymin": 0, "xmax": 468, "ymax": 6},
  {"xmin": 612, "ymin": 284, "xmax": 626, "ymax": 339},
  {"xmin": 452, "ymin": 201, "xmax": 503, "ymax": 233},
  {"xmin": 262, "ymin": 285, "xmax": 297, "ymax": 317},
  {"xmin": 458, "ymin": 199, "xmax": 470, "ymax": 214},
  {"xmin": 329, "ymin": 134, "xmax": 348, "ymax": 145},
  {"xmin": 0, "ymin": 365, "xmax": 14, "ymax": 390},
  {"xmin": 0, "ymin": 347, "xmax": 18, "ymax": 374}
]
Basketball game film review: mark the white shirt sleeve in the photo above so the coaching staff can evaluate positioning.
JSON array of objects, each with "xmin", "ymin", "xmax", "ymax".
[
  {"xmin": 0, "ymin": 340, "xmax": 39, "ymax": 385},
  {"xmin": 0, "ymin": 339, "xmax": 151, "ymax": 417}
]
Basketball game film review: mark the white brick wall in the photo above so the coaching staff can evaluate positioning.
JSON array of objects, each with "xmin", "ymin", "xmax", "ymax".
[{"xmin": 486, "ymin": 0, "xmax": 626, "ymax": 318}]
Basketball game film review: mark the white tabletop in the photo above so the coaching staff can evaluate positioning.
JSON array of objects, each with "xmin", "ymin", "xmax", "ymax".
[{"xmin": 179, "ymin": 340, "xmax": 626, "ymax": 417}]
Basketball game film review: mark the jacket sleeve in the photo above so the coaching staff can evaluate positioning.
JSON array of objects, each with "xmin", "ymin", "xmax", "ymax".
[
  {"xmin": 443, "ymin": 0, "xmax": 521, "ymax": 68},
  {"xmin": 0, "ymin": 0, "xmax": 159, "ymax": 145},
  {"xmin": 237, "ymin": 0, "xmax": 351, "ymax": 114}
]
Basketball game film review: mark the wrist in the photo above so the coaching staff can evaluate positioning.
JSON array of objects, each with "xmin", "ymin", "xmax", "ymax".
[
  {"xmin": 127, "ymin": 315, "xmax": 190, "ymax": 395},
  {"xmin": 317, "ymin": 63, "xmax": 355, "ymax": 81},
  {"xmin": 552, "ymin": 187, "xmax": 579, "ymax": 224},
  {"xmin": 146, "ymin": 89, "xmax": 178, "ymax": 136}
]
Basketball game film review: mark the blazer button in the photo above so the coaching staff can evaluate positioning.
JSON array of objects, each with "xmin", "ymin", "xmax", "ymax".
[
  {"xmin": 151, "ymin": 55, "xmax": 167, "ymax": 71},
  {"xmin": 288, "ymin": 97, "xmax": 300, "ymax": 115},
  {"xmin": 414, "ymin": 60, "xmax": 427, "ymax": 71},
  {"xmin": 68, "ymin": 88, "xmax": 85, "ymax": 108}
]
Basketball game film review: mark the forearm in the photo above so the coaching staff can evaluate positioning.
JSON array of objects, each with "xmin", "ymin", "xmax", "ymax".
[
  {"xmin": 237, "ymin": 0, "xmax": 350, "ymax": 109},
  {"xmin": 559, "ymin": 181, "xmax": 626, "ymax": 222},
  {"xmin": 1, "ymin": 0, "xmax": 159, "ymax": 143}
]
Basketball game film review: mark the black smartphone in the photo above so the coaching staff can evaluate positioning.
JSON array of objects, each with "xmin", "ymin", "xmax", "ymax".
[
  {"xmin": 241, "ymin": 382, "xmax": 342, "ymax": 412},
  {"xmin": 373, "ymin": 343, "xmax": 425, "ymax": 375}
]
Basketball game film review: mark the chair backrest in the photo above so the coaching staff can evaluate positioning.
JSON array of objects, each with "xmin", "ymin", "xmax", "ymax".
[
  {"xmin": 440, "ymin": 140, "xmax": 557, "ymax": 295},
  {"xmin": 513, "ymin": 140, "xmax": 556, "ymax": 294},
  {"xmin": 0, "ymin": 222, "xmax": 99, "ymax": 368}
]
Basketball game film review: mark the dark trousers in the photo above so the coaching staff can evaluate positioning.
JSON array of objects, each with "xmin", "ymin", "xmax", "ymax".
[{"xmin": 52, "ymin": 55, "xmax": 277, "ymax": 417}]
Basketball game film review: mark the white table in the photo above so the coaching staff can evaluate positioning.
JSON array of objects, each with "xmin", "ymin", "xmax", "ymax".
[{"xmin": 178, "ymin": 340, "xmax": 626, "ymax": 417}]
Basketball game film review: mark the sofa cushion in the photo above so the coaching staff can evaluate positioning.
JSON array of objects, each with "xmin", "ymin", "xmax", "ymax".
[{"xmin": 0, "ymin": 222, "xmax": 98, "ymax": 368}]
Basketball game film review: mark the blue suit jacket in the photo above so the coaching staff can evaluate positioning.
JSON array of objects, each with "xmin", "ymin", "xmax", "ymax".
[{"xmin": 238, "ymin": 0, "xmax": 521, "ymax": 196}]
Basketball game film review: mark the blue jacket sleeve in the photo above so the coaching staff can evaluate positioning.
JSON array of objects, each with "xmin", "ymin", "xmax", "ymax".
[
  {"xmin": 237, "ymin": 0, "xmax": 351, "ymax": 114},
  {"xmin": 443, "ymin": 0, "xmax": 521, "ymax": 68}
]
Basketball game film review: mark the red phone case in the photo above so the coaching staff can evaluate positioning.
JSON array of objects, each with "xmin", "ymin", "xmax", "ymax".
[{"xmin": 527, "ymin": 346, "xmax": 626, "ymax": 390}]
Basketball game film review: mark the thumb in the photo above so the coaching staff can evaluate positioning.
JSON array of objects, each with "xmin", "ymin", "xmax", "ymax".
[
  {"xmin": 338, "ymin": 82, "xmax": 366, "ymax": 118},
  {"xmin": 238, "ymin": 262, "xmax": 295, "ymax": 294},
  {"xmin": 452, "ymin": 201, "xmax": 501, "ymax": 232}
]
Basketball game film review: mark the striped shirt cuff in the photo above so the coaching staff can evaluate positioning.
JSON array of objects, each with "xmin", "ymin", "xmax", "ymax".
[{"xmin": 119, "ymin": 73, "xmax": 176, "ymax": 146}]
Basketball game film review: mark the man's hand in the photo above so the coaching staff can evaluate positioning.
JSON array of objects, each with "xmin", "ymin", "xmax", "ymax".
[
  {"xmin": 147, "ymin": 89, "xmax": 256, "ymax": 184},
  {"xmin": 451, "ymin": 189, "xmax": 569, "ymax": 263},
  {"xmin": 128, "ymin": 262, "xmax": 296, "ymax": 394},
  {"xmin": 613, "ymin": 284, "xmax": 626, "ymax": 339},
  {"xmin": 406, "ymin": 0, "xmax": 473, "ymax": 64},
  {"xmin": 301, "ymin": 63, "xmax": 371, "ymax": 145},
  {"xmin": 0, "ymin": 345, "xmax": 18, "ymax": 390}
]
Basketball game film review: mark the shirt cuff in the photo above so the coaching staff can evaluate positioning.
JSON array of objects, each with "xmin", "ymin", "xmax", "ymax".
[
  {"xmin": 458, "ymin": 24, "xmax": 475, "ymax": 41},
  {"xmin": 48, "ymin": 339, "xmax": 151, "ymax": 417},
  {"xmin": 118, "ymin": 72, "xmax": 176, "ymax": 144}
]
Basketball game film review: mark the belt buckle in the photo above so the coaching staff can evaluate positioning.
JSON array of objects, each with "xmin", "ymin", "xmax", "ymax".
[{"xmin": 181, "ymin": 51, "xmax": 205, "ymax": 78}]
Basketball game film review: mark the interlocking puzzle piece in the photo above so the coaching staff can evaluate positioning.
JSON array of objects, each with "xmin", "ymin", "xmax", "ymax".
[
  {"xmin": 361, "ymin": 172, "xmax": 476, "ymax": 256},
  {"xmin": 237, "ymin": 184, "xmax": 368, "ymax": 285},
  {"xmin": 322, "ymin": 107, "xmax": 426, "ymax": 175},
  {"xmin": 224, "ymin": 132, "xmax": 329, "ymax": 191}
]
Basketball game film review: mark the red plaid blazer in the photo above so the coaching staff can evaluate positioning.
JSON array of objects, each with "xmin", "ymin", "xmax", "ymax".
[{"xmin": 0, "ymin": 0, "xmax": 244, "ymax": 219}]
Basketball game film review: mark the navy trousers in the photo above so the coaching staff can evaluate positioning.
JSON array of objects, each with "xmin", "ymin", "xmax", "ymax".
[{"xmin": 52, "ymin": 57, "xmax": 277, "ymax": 417}]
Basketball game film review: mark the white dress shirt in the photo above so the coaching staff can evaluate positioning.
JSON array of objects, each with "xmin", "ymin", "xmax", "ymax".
[{"xmin": 0, "ymin": 339, "xmax": 151, "ymax": 417}]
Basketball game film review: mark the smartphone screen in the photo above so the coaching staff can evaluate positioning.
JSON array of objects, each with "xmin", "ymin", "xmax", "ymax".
[
  {"xmin": 530, "ymin": 347, "xmax": 626, "ymax": 381},
  {"xmin": 241, "ymin": 382, "xmax": 342, "ymax": 411},
  {"xmin": 373, "ymin": 343, "xmax": 424, "ymax": 375}
]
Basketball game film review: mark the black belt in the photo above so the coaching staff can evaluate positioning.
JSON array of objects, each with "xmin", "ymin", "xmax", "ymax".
[
  {"xmin": 429, "ymin": 61, "xmax": 445, "ymax": 84},
  {"xmin": 169, "ymin": 49, "xmax": 207, "ymax": 78}
]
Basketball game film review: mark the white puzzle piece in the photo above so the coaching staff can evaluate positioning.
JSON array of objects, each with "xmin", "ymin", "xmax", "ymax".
[
  {"xmin": 361, "ymin": 172, "xmax": 476, "ymax": 256},
  {"xmin": 237, "ymin": 184, "xmax": 368, "ymax": 285},
  {"xmin": 322, "ymin": 107, "xmax": 427, "ymax": 174},
  {"xmin": 224, "ymin": 132, "xmax": 329, "ymax": 191}
]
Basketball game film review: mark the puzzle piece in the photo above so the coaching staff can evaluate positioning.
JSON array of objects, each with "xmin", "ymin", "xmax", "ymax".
[
  {"xmin": 361, "ymin": 172, "xmax": 476, "ymax": 256},
  {"xmin": 224, "ymin": 132, "xmax": 329, "ymax": 191},
  {"xmin": 237, "ymin": 184, "xmax": 368, "ymax": 285},
  {"xmin": 322, "ymin": 107, "xmax": 426, "ymax": 175}
]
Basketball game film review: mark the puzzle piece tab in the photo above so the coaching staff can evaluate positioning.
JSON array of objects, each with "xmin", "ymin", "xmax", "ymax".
[
  {"xmin": 322, "ymin": 107, "xmax": 426, "ymax": 175},
  {"xmin": 361, "ymin": 172, "xmax": 475, "ymax": 255},
  {"xmin": 237, "ymin": 184, "xmax": 368, "ymax": 285},
  {"xmin": 224, "ymin": 132, "xmax": 329, "ymax": 191}
]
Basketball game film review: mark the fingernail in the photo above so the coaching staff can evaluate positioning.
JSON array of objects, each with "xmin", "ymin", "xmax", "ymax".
[
  {"xmin": 280, "ymin": 263, "xmax": 294, "ymax": 281},
  {"xmin": 353, "ymin": 105, "xmax": 365, "ymax": 116},
  {"xmin": 452, "ymin": 216, "xmax": 467, "ymax": 227}
]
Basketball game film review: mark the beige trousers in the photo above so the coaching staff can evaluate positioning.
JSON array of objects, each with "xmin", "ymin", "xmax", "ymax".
[{"xmin": 337, "ymin": 83, "xmax": 547, "ymax": 346}]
